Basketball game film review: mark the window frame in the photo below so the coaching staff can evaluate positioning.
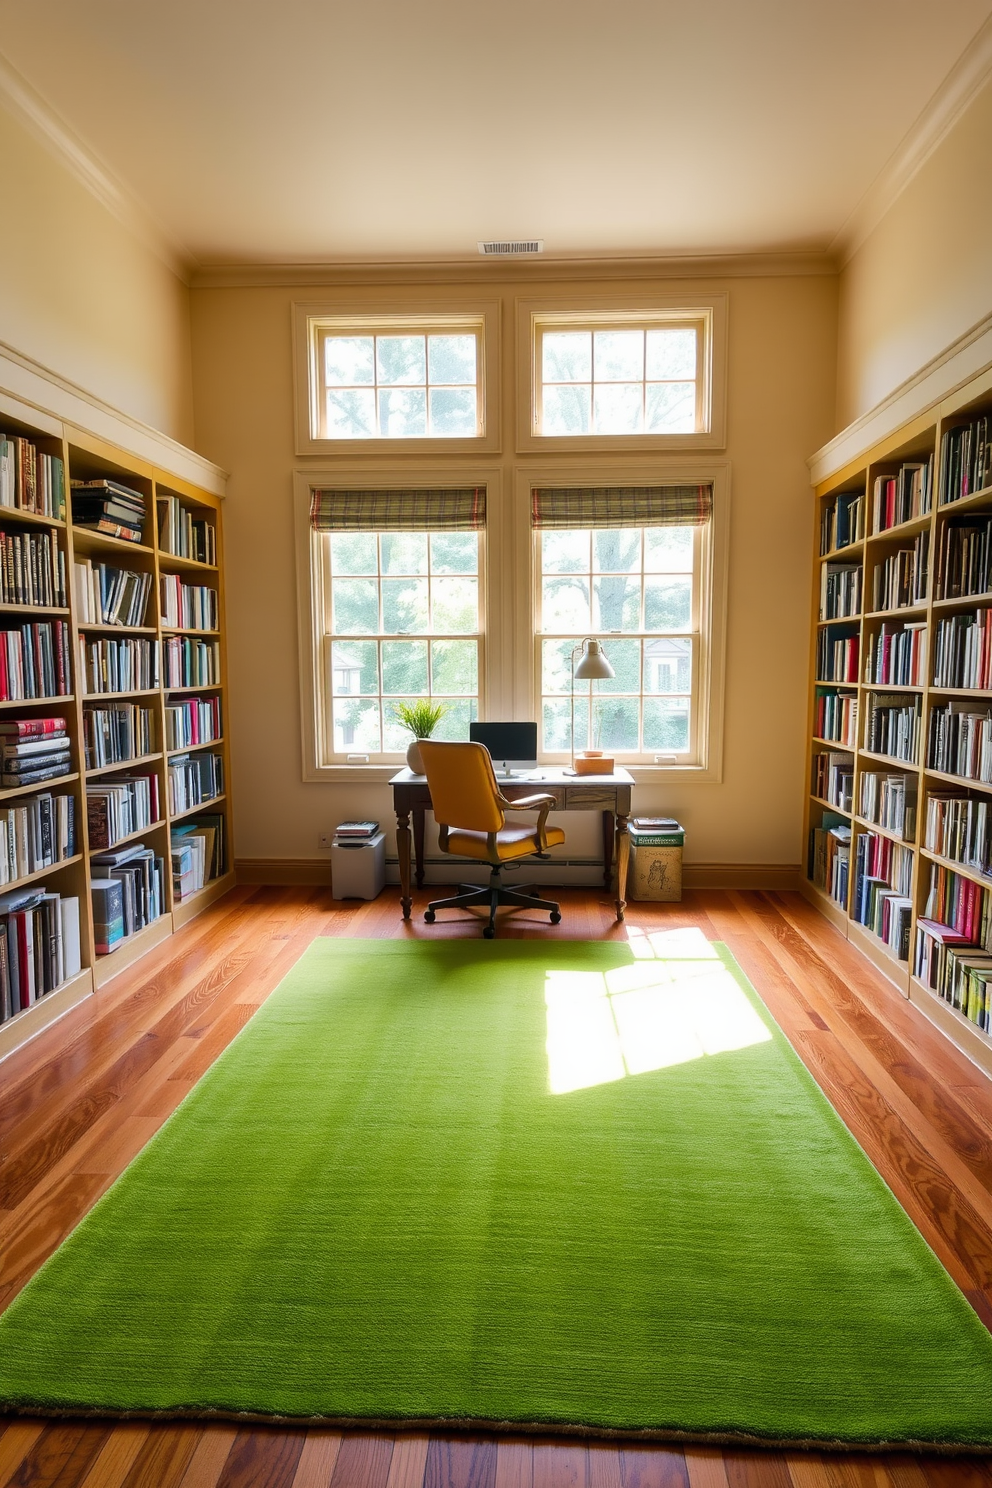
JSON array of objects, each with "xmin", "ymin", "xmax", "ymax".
[
  {"xmin": 515, "ymin": 293, "xmax": 728, "ymax": 455},
  {"xmin": 513, "ymin": 461, "xmax": 730, "ymax": 784},
  {"xmin": 293, "ymin": 301, "xmax": 502, "ymax": 457},
  {"xmin": 294, "ymin": 467, "xmax": 501, "ymax": 783}
]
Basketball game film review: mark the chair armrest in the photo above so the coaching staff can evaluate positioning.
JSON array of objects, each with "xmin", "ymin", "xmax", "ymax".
[{"xmin": 501, "ymin": 792, "xmax": 557, "ymax": 851}]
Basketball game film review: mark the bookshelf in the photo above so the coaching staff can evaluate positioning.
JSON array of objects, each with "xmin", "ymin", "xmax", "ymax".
[
  {"xmin": 0, "ymin": 415, "xmax": 232, "ymax": 1060},
  {"xmin": 804, "ymin": 368, "xmax": 992, "ymax": 1078}
]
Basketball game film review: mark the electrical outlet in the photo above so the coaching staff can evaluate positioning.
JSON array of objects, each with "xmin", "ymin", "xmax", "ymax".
[{"xmin": 318, "ymin": 832, "xmax": 334, "ymax": 849}]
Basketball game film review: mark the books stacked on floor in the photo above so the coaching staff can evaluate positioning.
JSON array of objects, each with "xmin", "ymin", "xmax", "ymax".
[
  {"xmin": 863, "ymin": 621, "xmax": 926, "ymax": 687},
  {"xmin": 0, "ymin": 789, "xmax": 75, "ymax": 884},
  {"xmin": 859, "ymin": 771, "xmax": 915, "ymax": 839},
  {"xmin": 814, "ymin": 689, "xmax": 857, "ymax": 745},
  {"xmin": 160, "ymin": 575, "xmax": 219, "ymax": 631},
  {"xmin": 165, "ymin": 694, "xmax": 221, "ymax": 751},
  {"xmin": 939, "ymin": 415, "xmax": 992, "ymax": 505},
  {"xmin": 70, "ymin": 479, "xmax": 146, "ymax": 544},
  {"xmin": 935, "ymin": 515, "xmax": 992, "ymax": 599},
  {"xmin": 812, "ymin": 752, "xmax": 854, "ymax": 812},
  {"xmin": 168, "ymin": 751, "xmax": 223, "ymax": 815},
  {"xmin": 809, "ymin": 814, "xmax": 851, "ymax": 905},
  {"xmin": 91, "ymin": 844, "xmax": 165, "ymax": 954},
  {"xmin": 159, "ymin": 497, "xmax": 217, "ymax": 565},
  {"xmin": 871, "ymin": 460, "xmax": 933, "ymax": 532},
  {"xmin": 864, "ymin": 692, "xmax": 921, "ymax": 763},
  {"xmin": 334, "ymin": 820, "xmax": 380, "ymax": 840},
  {"xmin": 0, "ymin": 717, "xmax": 71, "ymax": 789},
  {"xmin": 0, "ymin": 621, "xmax": 70, "ymax": 699},
  {"xmin": 83, "ymin": 703, "xmax": 155, "ymax": 770},
  {"xmin": 0, "ymin": 888, "xmax": 81, "ymax": 1023},
  {"xmin": 163, "ymin": 635, "xmax": 221, "ymax": 688},
  {"xmin": 815, "ymin": 628, "xmax": 859, "ymax": 683},
  {"xmin": 79, "ymin": 635, "xmax": 158, "ymax": 694},
  {"xmin": 0, "ymin": 436, "xmax": 66, "ymax": 520},
  {"xmin": 819, "ymin": 491, "xmax": 864, "ymax": 554},
  {"xmin": 870, "ymin": 533, "xmax": 929, "ymax": 611},
  {"xmin": 927, "ymin": 701, "xmax": 992, "ymax": 783},
  {"xmin": 86, "ymin": 774, "xmax": 160, "ymax": 851},
  {"xmin": 72, "ymin": 558, "xmax": 153, "ymax": 627},
  {"xmin": 171, "ymin": 814, "xmax": 225, "ymax": 901},
  {"xmin": 925, "ymin": 794, "xmax": 992, "ymax": 879},
  {"xmin": 0, "ymin": 527, "xmax": 67, "ymax": 607},
  {"xmin": 852, "ymin": 832, "xmax": 913, "ymax": 959}
]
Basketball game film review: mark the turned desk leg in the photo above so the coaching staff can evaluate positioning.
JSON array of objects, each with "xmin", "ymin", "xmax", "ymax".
[
  {"xmin": 614, "ymin": 812, "xmax": 629, "ymax": 921},
  {"xmin": 601, "ymin": 810, "xmax": 614, "ymax": 891},
  {"xmin": 397, "ymin": 810, "xmax": 412, "ymax": 919},
  {"xmin": 413, "ymin": 807, "xmax": 426, "ymax": 890}
]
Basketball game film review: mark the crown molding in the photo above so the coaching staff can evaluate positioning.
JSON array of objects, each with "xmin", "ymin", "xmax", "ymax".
[
  {"xmin": 0, "ymin": 336, "xmax": 227, "ymax": 494},
  {"xmin": 807, "ymin": 306, "xmax": 992, "ymax": 485},
  {"xmin": 189, "ymin": 249, "xmax": 837, "ymax": 291},
  {"xmin": 0, "ymin": 48, "xmax": 194, "ymax": 284},
  {"xmin": 831, "ymin": 14, "xmax": 992, "ymax": 266}
]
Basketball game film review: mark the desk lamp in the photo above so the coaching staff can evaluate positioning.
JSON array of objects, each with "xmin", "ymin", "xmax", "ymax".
[{"xmin": 567, "ymin": 638, "xmax": 614, "ymax": 774}]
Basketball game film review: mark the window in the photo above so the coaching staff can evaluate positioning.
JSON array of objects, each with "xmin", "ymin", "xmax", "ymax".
[
  {"xmin": 539, "ymin": 324, "xmax": 700, "ymax": 436},
  {"xmin": 533, "ymin": 485, "xmax": 713, "ymax": 766},
  {"xmin": 308, "ymin": 488, "xmax": 484, "ymax": 762},
  {"xmin": 515, "ymin": 296, "xmax": 726, "ymax": 453},
  {"xmin": 320, "ymin": 330, "xmax": 480, "ymax": 440},
  {"xmin": 294, "ymin": 304, "xmax": 501, "ymax": 455}
]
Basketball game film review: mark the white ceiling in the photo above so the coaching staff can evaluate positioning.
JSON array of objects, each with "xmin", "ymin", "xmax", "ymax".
[{"xmin": 1, "ymin": 0, "xmax": 991, "ymax": 268}]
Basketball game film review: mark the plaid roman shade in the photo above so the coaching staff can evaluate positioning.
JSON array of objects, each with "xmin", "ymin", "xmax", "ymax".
[
  {"xmin": 531, "ymin": 485, "xmax": 712, "ymax": 530},
  {"xmin": 310, "ymin": 487, "xmax": 486, "ymax": 532}
]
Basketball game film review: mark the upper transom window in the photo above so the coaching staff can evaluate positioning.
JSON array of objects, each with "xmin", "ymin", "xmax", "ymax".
[
  {"xmin": 315, "ymin": 324, "xmax": 483, "ymax": 440},
  {"xmin": 532, "ymin": 311, "xmax": 712, "ymax": 440}
]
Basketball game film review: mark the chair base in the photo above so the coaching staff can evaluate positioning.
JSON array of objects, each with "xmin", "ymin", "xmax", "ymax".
[{"xmin": 424, "ymin": 870, "xmax": 562, "ymax": 939}]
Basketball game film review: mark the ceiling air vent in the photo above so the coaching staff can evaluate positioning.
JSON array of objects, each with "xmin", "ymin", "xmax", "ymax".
[{"xmin": 477, "ymin": 239, "xmax": 544, "ymax": 256}]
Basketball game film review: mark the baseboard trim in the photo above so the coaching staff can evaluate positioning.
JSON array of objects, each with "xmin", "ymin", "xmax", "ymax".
[{"xmin": 236, "ymin": 858, "xmax": 801, "ymax": 892}]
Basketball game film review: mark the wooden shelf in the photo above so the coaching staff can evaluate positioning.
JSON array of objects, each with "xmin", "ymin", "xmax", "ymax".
[
  {"xmin": 863, "ymin": 602, "xmax": 928, "ymax": 620},
  {"xmin": 928, "ymin": 684, "xmax": 992, "ymax": 697},
  {"xmin": 867, "ymin": 512, "xmax": 932, "ymax": 542},
  {"xmin": 164, "ymin": 682, "xmax": 223, "ymax": 694},
  {"xmin": 932, "ymin": 592, "xmax": 992, "ymax": 610},
  {"xmin": 83, "ymin": 688, "xmax": 160, "ymax": 702},
  {"xmin": 0, "ymin": 694, "xmax": 72, "ymax": 710},
  {"xmin": 70, "ymin": 529, "xmax": 154, "ymax": 558},
  {"xmin": 172, "ymin": 869, "xmax": 236, "ymax": 929},
  {"xmin": 858, "ymin": 749, "xmax": 920, "ymax": 768},
  {"xmin": 919, "ymin": 845, "xmax": 992, "ymax": 891},
  {"xmin": 811, "ymin": 734, "xmax": 857, "ymax": 748},
  {"xmin": 818, "ymin": 613, "xmax": 861, "ymax": 627},
  {"xmin": 0, "ymin": 506, "xmax": 66, "ymax": 531},
  {"xmin": 909, "ymin": 977, "xmax": 992, "ymax": 1079},
  {"xmin": 89, "ymin": 820, "xmax": 166, "ymax": 855},
  {"xmin": 93, "ymin": 914, "xmax": 173, "ymax": 988},
  {"xmin": 157, "ymin": 553, "xmax": 218, "ymax": 574},
  {"xmin": 853, "ymin": 815, "xmax": 916, "ymax": 847},
  {"xmin": 0, "ymin": 966, "xmax": 93, "ymax": 1060},
  {"xmin": 809, "ymin": 793, "xmax": 850, "ymax": 814},
  {"xmin": 85, "ymin": 752, "xmax": 163, "ymax": 778},
  {"xmin": 77, "ymin": 622, "xmax": 157, "ymax": 635},
  {"xmin": 166, "ymin": 737, "xmax": 223, "ymax": 757},
  {"xmin": 923, "ymin": 766, "xmax": 992, "ymax": 794},
  {"xmin": 819, "ymin": 540, "xmax": 863, "ymax": 560},
  {"xmin": 0, "ymin": 602, "xmax": 69, "ymax": 615},
  {"xmin": 169, "ymin": 792, "xmax": 226, "ymax": 824},
  {"xmin": 0, "ymin": 852, "xmax": 83, "ymax": 894},
  {"xmin": 160, "ymin": 627, "xmax": 220, "ymax": 638},
  {"xmin": 937, "ymin": 484, "xmax": 992, "ymax": 515},
  {"xmin": 862, "ymin": 682, "xmax": 922, "ymax": 692}
]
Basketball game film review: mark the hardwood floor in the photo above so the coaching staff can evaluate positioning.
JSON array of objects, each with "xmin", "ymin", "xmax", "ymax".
[{"xmin": 1, "ymin": 884, "xmax": 992, "ymax": 1487}]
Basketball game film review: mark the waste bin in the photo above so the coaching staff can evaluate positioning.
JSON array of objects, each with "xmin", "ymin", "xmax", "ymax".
[
  {"xmin": 629, "ymin": 819, "xmax": 684, "ymax": 902},
  {"xmin": 330, "ymin": 831, "xmax": 386, "ymax": 899}
]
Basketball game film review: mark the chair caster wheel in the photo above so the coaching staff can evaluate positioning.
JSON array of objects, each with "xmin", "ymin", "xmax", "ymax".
[
  {"xmin": 483, "ymin": 925, "xmax": 495, "ymax": 939},
  {"xmin": 550, "ymin": 910, "xmax": 562, "ymax": 924},
  {"xmin": 424, "ymin": 910, "xmax": 436, "ymax": 923}
]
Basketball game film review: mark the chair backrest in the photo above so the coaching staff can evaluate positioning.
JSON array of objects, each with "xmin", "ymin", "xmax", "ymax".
[{"xmin": 418, "ymin": 741, "xmax": 504, "ymax": 833}]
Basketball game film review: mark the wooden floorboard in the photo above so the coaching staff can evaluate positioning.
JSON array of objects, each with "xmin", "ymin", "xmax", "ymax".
[{"xmin": 1, "ymin": 885, "xmax": 991, "ymax": 1485}]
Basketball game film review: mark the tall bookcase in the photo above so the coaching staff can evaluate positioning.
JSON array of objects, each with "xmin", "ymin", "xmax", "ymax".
[
  {"xmin": 803, "ymin": 364, "xmax": 992, "ymax": 1079},
  {"xmin": 0, "ymin": 412, "xmax": 233, "ymax": 1062}
]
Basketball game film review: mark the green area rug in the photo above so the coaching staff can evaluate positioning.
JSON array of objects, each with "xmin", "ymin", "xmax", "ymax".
[{"xmin": 2, "ymin": 932, "xmax": 992, "ymax": 1448}]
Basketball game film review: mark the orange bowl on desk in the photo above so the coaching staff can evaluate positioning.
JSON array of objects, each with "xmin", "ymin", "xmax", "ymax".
[{"xmin": 574, "ymin": 753, "xmax": 614, "ymax": 775}]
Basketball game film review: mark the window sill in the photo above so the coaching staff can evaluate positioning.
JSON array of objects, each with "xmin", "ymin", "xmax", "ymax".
[{"xmin": 304, "ymin": 761, "xmax": 722, "ymax": 785}]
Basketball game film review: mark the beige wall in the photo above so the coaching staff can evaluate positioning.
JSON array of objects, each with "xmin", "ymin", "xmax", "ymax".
[
  {"xmin": 0, "ymin": 106, "xmax": 193, "ymax": 443},
  {"xmin": 837, "ymin": 74, "xmax": 992, "ymax": 429},
  {"xmin": 191, "ymin": 271, "xmax": 836, "ymax": 872}
]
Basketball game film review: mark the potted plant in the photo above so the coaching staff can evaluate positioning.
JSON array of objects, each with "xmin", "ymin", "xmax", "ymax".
[{"xmin": 394, "ymin": 699, "xmax": 447, "ymax": 774}]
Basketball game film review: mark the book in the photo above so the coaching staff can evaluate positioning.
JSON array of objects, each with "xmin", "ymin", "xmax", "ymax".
[
  {"xmin": 91, "ymin": 877, "xmax": 125, "ymax": 954},
  {"xmin": 335, "ymin": 820, "xmax": 380, "ymax": 837}
]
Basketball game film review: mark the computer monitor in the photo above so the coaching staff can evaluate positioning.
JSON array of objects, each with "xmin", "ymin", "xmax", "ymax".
[{"xmin": 470, "ymin": 721, "xmax": 538, "ymax": 775}]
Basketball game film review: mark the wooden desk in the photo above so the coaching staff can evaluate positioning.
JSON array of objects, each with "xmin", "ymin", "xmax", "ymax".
[{"xmin": 389, "ymin": 767, "xmax": 634, "ymax": 922}]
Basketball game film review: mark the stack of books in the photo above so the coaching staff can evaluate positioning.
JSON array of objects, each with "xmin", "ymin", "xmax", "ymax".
[
  {"xmin": 73, "ymin": 558, "xmax": 153, "ymax": 627},
  {"xmin": 334, "ymin": 820, "xmax": 380, "ymax": 840},
  {"xmin": 91, "ymin": 843, "xmax": 165, "ymax": 953},
  {"xmin": 0, "ymin": 436, "xmax": 66, "ymax": 520},
  {"xmin": 171, "ymin": 814, "xmax": 224, "ymax": 901},
  {"xmin": 0, "ymin": 717, "xmax": 71, "ymax": 788},
  {"xmin": 0, "ymin": 789, "xmax": 76, "ymax": 882},
  {"xmin": 70, "ymin": 479, "xmax": 146, "ymax": 544},
  {"xmin": 158, "ymin": 497, "xmax": 217, "ymax": 565},
  {"xmin": 86, "ymin": 774, "xmax": 159, "ymax": 851},
  {"xmin": 168, "ymin": 751, "xmax": 223, "ymax": 815}
]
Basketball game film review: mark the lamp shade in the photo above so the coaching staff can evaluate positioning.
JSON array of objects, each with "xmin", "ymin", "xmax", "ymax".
[{"xmin": 574, "ymin": 638, "xmax": 614, "ymax": 680}]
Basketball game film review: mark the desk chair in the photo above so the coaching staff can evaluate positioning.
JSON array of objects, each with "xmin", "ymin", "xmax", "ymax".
[{"xmin": 418, "ymin": 740, "xmax": 565, "ymax": 938}]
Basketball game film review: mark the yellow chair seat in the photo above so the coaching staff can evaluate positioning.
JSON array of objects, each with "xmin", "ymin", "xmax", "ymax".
[{"xmin": 448, "ymin": 824, "xmax": 566, "ymax": 862}]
